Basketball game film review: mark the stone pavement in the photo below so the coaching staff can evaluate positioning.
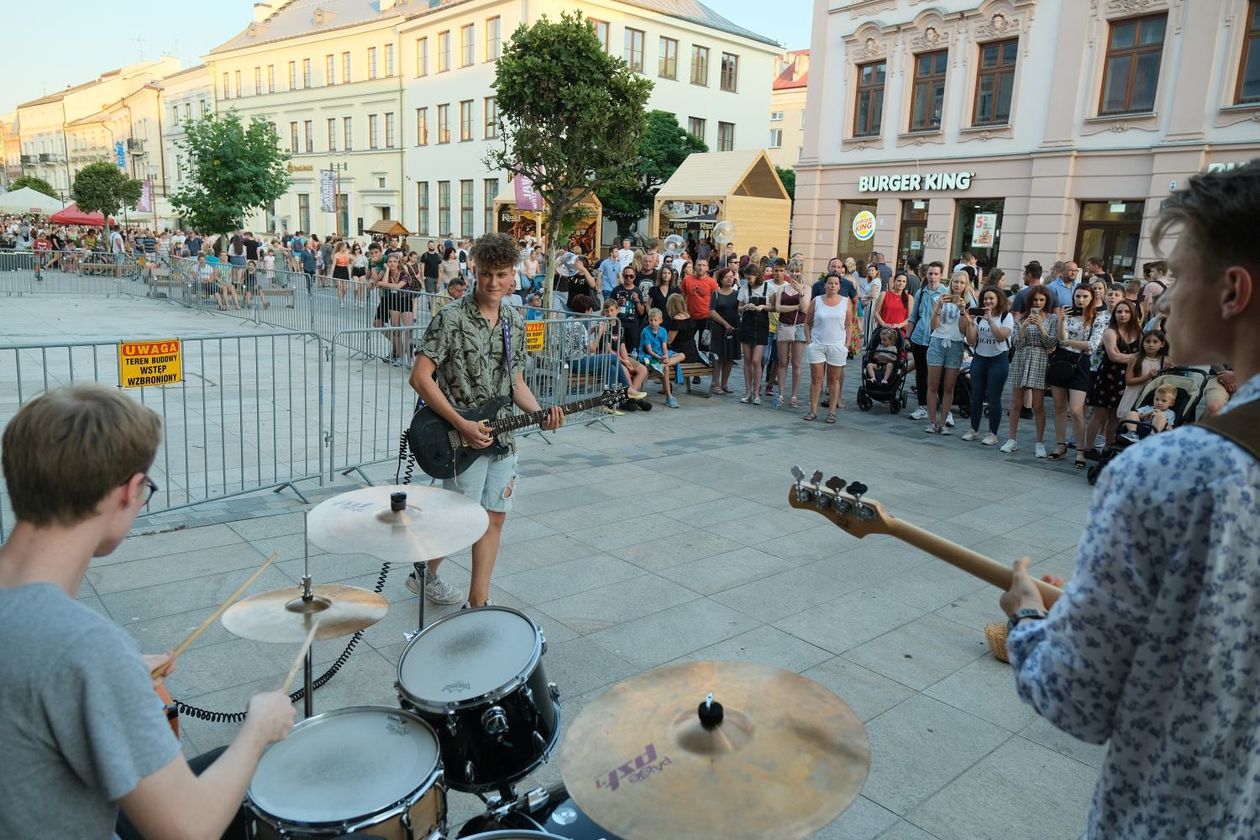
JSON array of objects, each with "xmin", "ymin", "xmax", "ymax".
[{"xmin": 10, "ymin": 292, "xmax": 1103, "ymax": 838}]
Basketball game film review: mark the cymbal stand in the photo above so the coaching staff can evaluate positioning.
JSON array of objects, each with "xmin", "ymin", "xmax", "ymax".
[{"xmin": 301, "ymin": 514, "xmax": 314, "ymax": 719}]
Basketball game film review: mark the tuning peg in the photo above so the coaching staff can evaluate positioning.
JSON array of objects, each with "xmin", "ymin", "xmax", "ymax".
[
  {"xmin": 824, "ymin": 476, "xmax": 846, "ymax": 495},
  {"xmin": 846, "ymin": 481, "xmax": 868, "ymax": 500},
  {"xmin": 810, "ymin": 470, "xmax": 823, "ymax": 488},
  {"xmin": 790, "ymin": 465, "xmax": 811, "ymax": 503},
  {"xmin": 790, "ymin": 465, "xmax": 805, "ymax": 484}
]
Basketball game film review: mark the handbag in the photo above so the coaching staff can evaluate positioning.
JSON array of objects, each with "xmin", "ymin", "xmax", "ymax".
[{"xmin": 1046, "ymin": 351, "xmax": 1078, "ymax": 388}]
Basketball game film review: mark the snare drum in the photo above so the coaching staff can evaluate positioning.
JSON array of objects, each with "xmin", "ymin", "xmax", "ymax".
[
  {"xmin": 246, "ymin": 706, "xmax": 445, "ymax": 839},
  {"xmin": 397, "ymin": 606, "xmax": 560, "ymax": 793}
]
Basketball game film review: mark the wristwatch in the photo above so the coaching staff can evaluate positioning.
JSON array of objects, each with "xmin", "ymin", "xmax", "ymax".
[{"xmin": 1007, "ymin": 608, "xmax": 1047, "ymax": 631}]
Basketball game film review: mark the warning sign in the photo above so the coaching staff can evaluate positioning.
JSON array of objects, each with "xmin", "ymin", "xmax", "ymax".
[
  {"xmin": 118, "ymin": 339, "xmax": 183, "ymax": 389},
  {"xmin": 525, "ymin": 321, "xmax": 545, "ymax": 353}
]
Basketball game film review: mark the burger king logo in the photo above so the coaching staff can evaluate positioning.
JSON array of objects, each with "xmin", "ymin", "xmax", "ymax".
[{"xmin": 852, "ymin": 210, "xmax": 876, "ymax": 242}]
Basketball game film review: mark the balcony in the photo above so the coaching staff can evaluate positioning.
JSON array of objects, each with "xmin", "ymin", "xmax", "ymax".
[
  {"xmin": 20, "ymin": 154, "xmax": 35, "ymax": 165},
  {"xmin": 127, "ymin": 138, "xmax": 144, "ymax": 152}
]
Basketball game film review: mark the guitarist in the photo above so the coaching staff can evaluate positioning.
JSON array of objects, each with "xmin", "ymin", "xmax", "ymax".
[
  {"xmin": 408, "ymin": 232, "xmax": 564, "ymax": 608},
  {"xmin": 0, "ymin": 385, "xmax": 294, "ymax": 840},
  {"xmin": 1001, "ymin": 162, "xmax": 1260, "ymax": 837}
]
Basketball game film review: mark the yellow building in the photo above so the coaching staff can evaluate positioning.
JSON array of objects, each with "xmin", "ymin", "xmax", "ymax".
[{"xmin": 767, "ymin": 50, "xmax": 808, "ymax": 170}]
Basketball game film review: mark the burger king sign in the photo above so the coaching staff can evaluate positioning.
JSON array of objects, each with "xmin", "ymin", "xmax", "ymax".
[{"xmin": 851, "ymin": 210, "xmax": 876, "ymax": 242}]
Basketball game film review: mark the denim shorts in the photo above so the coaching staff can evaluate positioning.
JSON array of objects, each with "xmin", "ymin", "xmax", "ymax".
[
  {"xmin": 442, "ymin": 450, "xmax": 518, "ymax": 513},
  {"xmin": 926, "ymin": 336, "xmax": 965, "ymax": 369}
]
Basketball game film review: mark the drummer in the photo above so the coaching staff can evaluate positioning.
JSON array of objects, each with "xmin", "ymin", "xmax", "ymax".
[
  {"xmin": 0, "ymin": 385, "xmax": 294, "ymax": 839},
  {"xmin": 409, "ymin": 232, "xmax": 564, "ymax": 608}
]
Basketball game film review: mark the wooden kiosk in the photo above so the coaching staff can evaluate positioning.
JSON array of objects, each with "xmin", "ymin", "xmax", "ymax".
[
  {"xmin": 651, "ymin": 150, "xmax": 791, "ymax": 256},
  {"xmin": 492, "ymin": 179, "xmax": 603, "ymax": 259}
]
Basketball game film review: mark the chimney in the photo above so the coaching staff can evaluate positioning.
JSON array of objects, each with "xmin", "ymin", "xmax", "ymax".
[{"xmin": 253, "ymin": 2, "xmax": 272, "ymax": 22}]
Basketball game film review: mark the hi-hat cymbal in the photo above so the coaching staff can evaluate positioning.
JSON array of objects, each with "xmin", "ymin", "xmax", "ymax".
[
  {"xmin": 306, "ymin": 484, "xmax": 489, "ymax": 563},
  {"xmin": 559, "ymin": 660, "xmax": 870, "ymax": 840},
  {"xmin": 221, "ymin": 584, "xmax": 389, "ymax": 643}
]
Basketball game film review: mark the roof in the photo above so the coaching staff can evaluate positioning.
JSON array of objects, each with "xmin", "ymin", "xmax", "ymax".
[
  {"xmin": 773, "ymin": 49, "xmax": 809, "ymax": 90},
  {"xmin": 17, "ymin": 74, "xmax": 114, "ymax": 109},
  {"xmin": 618, "ymin": 0, "xmax": 780, "ymax": 48},
  {"xmin": 211, "ymin": 0, "xmax": 407, "ymax": 54},
  {"xmin": 655, "ymin": 149, "xmax": 790, "ymax": 201},
  {"xmin": 163, "ymin": 63, "xmax": 207, "ymax": 81}
]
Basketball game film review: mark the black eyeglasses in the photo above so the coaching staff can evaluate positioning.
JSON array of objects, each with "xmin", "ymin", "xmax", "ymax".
[{"xmin": 143, "ymin": 476, "xmax": 159, "ymax": 506}]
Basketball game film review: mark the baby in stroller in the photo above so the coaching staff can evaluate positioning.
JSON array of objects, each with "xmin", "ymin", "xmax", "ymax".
[
  {"xmin": 857, "ymin": 328, "xmax": 909, "ymax": 413},
  {"xmin": 1085, "ymin": 367, "xmax": 1209, "ymax": 485}
]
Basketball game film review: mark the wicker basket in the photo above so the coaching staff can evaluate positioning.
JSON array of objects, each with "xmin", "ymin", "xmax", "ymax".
[{"xmin": 985, "ymin": 622, "xmax": 1010, "ymax": 663}]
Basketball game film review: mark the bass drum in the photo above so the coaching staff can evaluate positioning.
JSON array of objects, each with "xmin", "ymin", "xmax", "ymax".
[
  {"xmin": 397, "ymin": 606, "xmax": 559, "ymax": 793},
  {"xmin": 538, "ymin": 797, "xmax": 621, "ymax": 840},
  {"xmin": 246, "ymin": 706, "xmax": 445, "ymax": 839}
]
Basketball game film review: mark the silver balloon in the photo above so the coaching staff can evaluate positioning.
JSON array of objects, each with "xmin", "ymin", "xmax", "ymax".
[
  {"xmin": 714, "ymin": 221, "xmax": 735, "ymax": 246},
  {"xmin": 663, "ymin": 234, "xmax": 686, "ymax": 258},
  {"xmin": 556, "ymin": 251, "xmax": 581, "ymax": 277}
]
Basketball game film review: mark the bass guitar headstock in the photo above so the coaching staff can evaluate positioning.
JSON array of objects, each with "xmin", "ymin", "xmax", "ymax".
[
  {"xmin": 787, "ymin": 466, "xmax": 893, "ymax": 539},
  {"xmin": 601, "ymin": 386, "xmax": 629, "ymax": 406}
]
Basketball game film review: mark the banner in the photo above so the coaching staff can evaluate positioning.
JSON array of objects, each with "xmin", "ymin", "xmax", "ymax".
[
  {"xmin": 114, "ymin": 141, "xmax": 126, "ymax": 172},
  {"xmin": 514, "ymin": 174, "xmax": 543, "ymax": 211},
  {"xmin": 319, "ymin": 170, "xmax": 337, "ymax": 213},
  {"xmin": 971, "ymin": 213, "xmax": 997, "ymax": 248},
  {"xmin": 136, "ymin": 178, "xmax": 153, "ymax": 213}
]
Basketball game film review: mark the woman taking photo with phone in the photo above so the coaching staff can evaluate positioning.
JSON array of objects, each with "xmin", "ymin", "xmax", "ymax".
[
  {"xmin": 961, "ymin": 285, "xmax": 1014, "ymax": 445},
  {"xmin": 923, "ymin": 271, "xmax": 977, "ymax": 434},
  {"xmin": 1048, "ymin": 285, "xmax": 1105, "ymax": 467},
  {"xmin": 1001, "ymin": 286, "xmax": 1056, "ymax": 455}
]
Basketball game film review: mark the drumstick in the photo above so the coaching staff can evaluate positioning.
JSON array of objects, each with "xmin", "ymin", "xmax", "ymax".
[
  {"xmin": 280, "ymin": 621, "xmax": 320, "ymax": 694},
  {"xmin": 151, "ymin": 550, "xmax": 280, "ymax": 679}
]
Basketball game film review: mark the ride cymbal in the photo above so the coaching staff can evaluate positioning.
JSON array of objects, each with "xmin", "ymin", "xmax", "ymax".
[
  {"xmin": 306, "ymin": 484, "xmax": 489, "ymax": 563},
  {"xmin": 221, "ymin": 583, "xmax": 389, "ymax": 643},
  {"xmin": 559, "ymin": 660, "xmax": 870, "ymax": 840}
]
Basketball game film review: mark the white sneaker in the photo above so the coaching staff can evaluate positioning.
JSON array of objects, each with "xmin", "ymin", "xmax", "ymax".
[
  {"xmin": 1094, "ymin": 434, "xmax": 1106, "ymax": 450},
  {"xmin": 981, "ymin": 433, "xmax": 999, "ymax": 446},
  {"xmin": 1034, "ymin": 442, "xmax": 1048, "ymax": 459},
  {"xmin": 910, "ymin": 407, "xmax": 928, "ymax": 420},
  {"xmin": 999, "ymin": 439, "xmax": 1018, "ymax": 453},
  {"xmin": 937, "ymin": 424, "xmax": 951, "ymax": 435},
  {"xmin": 961, "ymin": 429, "xmax": 979, "ymax": 441},
  {"xmin": 924, "ymin": 423, "xmax": 939, "ymax": 434},
  {"xmin": 945, "ymin": 412, "xmax": 955, "ymax": 428}
]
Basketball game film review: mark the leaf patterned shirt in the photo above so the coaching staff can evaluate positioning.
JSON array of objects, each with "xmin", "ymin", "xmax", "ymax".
[
  {"xmin": 420, "ymin": 294, "xmax": 526, "ymax": 448},
  {"xmin": 1008, "ymin": 374, "xmax": 1260, "ymax": 838}
]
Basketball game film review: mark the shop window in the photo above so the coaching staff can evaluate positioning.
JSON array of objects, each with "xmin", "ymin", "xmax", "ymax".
[
  {"xmin": 973, "ymin": 40, "xmax": 1017, "ymax": 126},
  {"xmin": 838, "ymin": 200, "xmax": 878, "ymax": 260},
  {"xmin": 898, "ymin": 200, "xmax": 929, "ymax": 266},
  {"xmin": 853, "ymin": 61, "xmax": 886, "ymax": 136},
  {"xmin": 1238, "ymin": 0, "xmax": 1260, "ymax": 104},
  {"xmin": 1099, "ymin": 14, "xmax": 1166, "ymax": 115},
  {"xmin": 910, "ymin": 51, "xmax": 948, "ymax": 131},
  {"xmin": 952, "ymin": 199, "xmax": 1004, "ymax": 271},
  {"xmin": 1075, "ymin": 201, "xmax": 1144, "ymax": 281}
]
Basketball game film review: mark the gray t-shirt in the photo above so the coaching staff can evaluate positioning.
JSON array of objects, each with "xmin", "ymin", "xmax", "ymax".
[{"xmin": 0, "ymin": 583, "xmax": 180, "ymax": 839}]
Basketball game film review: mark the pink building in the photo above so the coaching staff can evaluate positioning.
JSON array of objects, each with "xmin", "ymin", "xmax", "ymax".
[{"xmin": 793, "ymin": 0, "xmax": 1260, "ymax": 280}]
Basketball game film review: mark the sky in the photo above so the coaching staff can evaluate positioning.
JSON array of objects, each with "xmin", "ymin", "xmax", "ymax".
[{"xmin": 0, "ymin": 0, "xmax": 814, "ymax": 115}]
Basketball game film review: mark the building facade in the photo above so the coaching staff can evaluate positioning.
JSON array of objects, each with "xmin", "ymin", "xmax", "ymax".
[
  {"xmin": 158, "ymin": 64, "xmax": 214, "ymax": 222},
  {"xmin": 767, "ymin": 50, "xmax": 809, "ymax": 169},
  {"xmin": 793, "ymin": 0, "xmax": 1260, "ymax": 280}
]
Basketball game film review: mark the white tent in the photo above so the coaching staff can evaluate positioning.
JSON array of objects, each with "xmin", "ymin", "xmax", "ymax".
[{"xmin": 0, "ymin": 187, "xmax": 65, "ymax": 214}]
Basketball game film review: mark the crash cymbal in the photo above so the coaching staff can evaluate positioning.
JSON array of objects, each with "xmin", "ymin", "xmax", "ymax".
[
  {"xmin": 306, "ymin": 484, "xmax": 489, "ymax": 563},
  {"xmin": 221, "ymin": 583, "xmax": 389, "ymax": 643},
  {"xmin": 559, "ymin": 660, "xmax": 869, "ymax": 840}
]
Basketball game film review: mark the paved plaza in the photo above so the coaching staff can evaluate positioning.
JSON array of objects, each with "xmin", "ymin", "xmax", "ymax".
[{"xmin": 4, "ymin": 292, "xmax": 1101, "ymax": 838}]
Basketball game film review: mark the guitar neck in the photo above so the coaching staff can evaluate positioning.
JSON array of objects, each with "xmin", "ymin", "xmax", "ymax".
[
  {"xmin": 885, "ymin": 518, "xmax": 1062, "ymax": 607},
  {"xmin": 486, "ymin": 395, "xmax": 609, "ymax": 434}
]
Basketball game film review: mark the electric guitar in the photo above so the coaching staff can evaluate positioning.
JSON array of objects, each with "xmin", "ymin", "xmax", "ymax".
[
  {"xmin": 786, "ymin": 466, "xmax": 1063, "ymax": 606},
  {"xmin": 408, "ymin": 387, "xmax": 628, "ymax": 479}
]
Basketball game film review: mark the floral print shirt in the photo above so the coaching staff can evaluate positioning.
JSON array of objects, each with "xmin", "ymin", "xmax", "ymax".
[{"xmin": 1009, "ymin": 374, "xmax": 1260, "ymax": 838}]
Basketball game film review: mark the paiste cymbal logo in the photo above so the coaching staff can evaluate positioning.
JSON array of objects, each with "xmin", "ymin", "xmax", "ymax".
[{"xmin": 595, "ymin": 743, "xmax": 673, "ymax": 792}]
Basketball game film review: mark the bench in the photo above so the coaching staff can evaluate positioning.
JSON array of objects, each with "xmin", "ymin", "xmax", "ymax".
[{"xmin": 647, "ymin": 362, "xmax": 712, "ymax": 395}]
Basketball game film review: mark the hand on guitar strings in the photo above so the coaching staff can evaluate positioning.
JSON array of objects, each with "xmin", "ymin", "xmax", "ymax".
[
  {"xmin": 1000, "ymin": 557, "xmax": 1066, "ymax": 617},
  {"xmin": 143, "ymin": 651, "xmax": 175, "ymax": 687},
  {"xmin": 460, "ymin": 418, "xmax": 495, "ymax": 449},
  {"xmin": 541, "ymin": 405, "xmax": 565, "ymax": 431}
]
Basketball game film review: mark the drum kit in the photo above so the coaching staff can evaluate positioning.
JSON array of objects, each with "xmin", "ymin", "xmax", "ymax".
[{"xmin": 214, "ymin": 485, "xmax": 871, "ymax": 839}]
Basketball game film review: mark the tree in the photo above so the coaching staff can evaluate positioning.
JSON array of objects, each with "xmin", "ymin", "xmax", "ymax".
[
  {"xmin": 597, "ymin": 109, "xmax": 707, "ymax": 237},
  {"xmin": 776, "ymin": 166, "xmax": 796, "ymax": 201},
  {"xmin": 9, "ymin": 175, "xmax": 58, "ymax": 199},
  {"xmin": 171, "ymin": 109, "xmax": 289, "ymax": 243},
  {"xmin": 72, "ymin": 162, "xmax": 142, "ymax": 218},
  {"xmin": 486, "ymin": 11, "xmax": 653, "ymax": 305}
]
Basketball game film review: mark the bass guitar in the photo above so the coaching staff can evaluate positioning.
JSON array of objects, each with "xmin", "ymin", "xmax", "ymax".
[
  {"xmin": 785, "ymin": 466, "xmax": 1063, "ymax": 607},
  {"xmin": 409, "ymin": 387, "xmax": 628, "ymax": 479}
]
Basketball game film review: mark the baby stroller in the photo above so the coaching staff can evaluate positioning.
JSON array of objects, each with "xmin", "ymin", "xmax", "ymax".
[
  {"xmin": 953, "ymin": 355, "xmax": 973, "ymax": 419},
  {"xmin": 857, "ymin": 329, "xmax": 909, "ymax": 414},
  {"xmin": 1085, "ymin": 366, "xmax": 1209, "ymax": 486}
]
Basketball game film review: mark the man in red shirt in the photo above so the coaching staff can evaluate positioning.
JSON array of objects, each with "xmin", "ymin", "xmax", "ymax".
[
  {"xmin": 33, "ymin": 230, "xmax": 52, "ymax": 280},
  {"xmin": 681, "ymin": 258, "xmax": 718, "ymax": 341}
]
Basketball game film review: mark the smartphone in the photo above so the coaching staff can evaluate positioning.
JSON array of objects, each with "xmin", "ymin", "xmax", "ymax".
[
  {"xmin": 968, "ymin": 306, "xmax": 986, "ymax": 317},
  {"xmin": 1030, "ymin": 306, "xmax": 1042, "ymax": 316}
]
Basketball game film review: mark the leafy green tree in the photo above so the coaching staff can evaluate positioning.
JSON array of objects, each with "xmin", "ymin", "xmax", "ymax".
[
  {"xmin": 171, "ymin": 110, "xmax": 289, "ymax": 243},
  {"xmin": 598, "ymin": 109, "xmax": 707, "ymax": 236},
  {"xmin": 776, "ymin": 166, "xmax": 796, "ymax": 201},
  {"xmin": 9, "ymin": 175, "xmax": 59, "ymax": 199},
  {"xmin": 72, "ymin": 162, "xmax": 142, "ymax": 217},
  {"xmin": 486, "ymin": 11, "xmax": 653, "ymax": 304}
]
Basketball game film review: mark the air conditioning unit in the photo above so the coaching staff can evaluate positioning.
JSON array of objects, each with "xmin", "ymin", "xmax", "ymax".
[{"xmin": 127, "ymin": 138, "xmax": 144, "ymax": 152}]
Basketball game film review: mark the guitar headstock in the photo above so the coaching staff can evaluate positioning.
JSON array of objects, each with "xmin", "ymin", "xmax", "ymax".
[
  {"xmin": 786, "ymin": 466, "xmax": 893, "ymax": 538},
  {"xmin": 602, "ymin": 386, "xmax": 628, "ymax": 406}
]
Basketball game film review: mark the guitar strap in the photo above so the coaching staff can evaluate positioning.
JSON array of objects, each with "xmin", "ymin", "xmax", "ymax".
[{"xmin": 1196, "ymin": 398, "xmax": 1260, "ymax": 462}]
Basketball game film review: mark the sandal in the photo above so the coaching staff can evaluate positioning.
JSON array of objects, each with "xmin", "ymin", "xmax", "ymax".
[
  {"xmin": 789, "ymin": 397, "xmax": 800, "ymax": 408},
  {"xmin": 825, "ymin": 413, "xmax": 837, "ymax": 424},
  {"xmin": 1046, "ymin": 443, "xmax": 1068, "ymax": 460},
  {"xmin": 803, "ymin": 412, "xmax": 817, "ymax": 421},
  {"xmin": 1074, "ymin": 454, "xmax": 1087, "ymax": 469}
]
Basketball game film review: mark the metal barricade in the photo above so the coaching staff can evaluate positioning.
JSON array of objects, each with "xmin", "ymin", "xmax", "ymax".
[
  {"xmin": 522, "ymin": 314, "xmax": 621, "ymax": 436},
  {"xmin": 0, "ymin": 249, "xmax": 150, "ymax": 297},
  {"xmin": 0, "ymin": 332, "xmax": 325, "ymax": 540}
]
